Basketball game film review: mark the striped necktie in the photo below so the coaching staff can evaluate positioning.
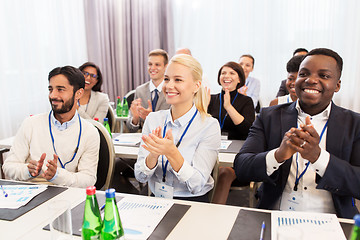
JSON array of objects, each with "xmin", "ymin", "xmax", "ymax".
[{"xmin": 151, "ymin": 89, "xmax": 159, "ymax": 111}]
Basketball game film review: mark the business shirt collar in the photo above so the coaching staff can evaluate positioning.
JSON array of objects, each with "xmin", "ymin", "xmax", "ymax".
[
  {"xmin": 295, "ymin": 100, "xmax": 331, "ymax": 120},
  {"xmin": 165, "ymin": 104, "xmax": 197, "ymax": 128},
  {"xmin": 51, "ymin": 110, "xmax": 78, "ymax": 131},
  {"xmin": 149, "ymin": 80, "xmax": 164, "ymax": 93}
]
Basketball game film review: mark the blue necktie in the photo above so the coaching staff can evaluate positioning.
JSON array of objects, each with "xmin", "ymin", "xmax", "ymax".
[{"xmin": 152, "ymin": 89, "xmax": 158, "ymax": 111}]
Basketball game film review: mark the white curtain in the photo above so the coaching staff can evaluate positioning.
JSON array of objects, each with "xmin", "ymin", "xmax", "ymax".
[
  {"xmin": 172, "ymin": 0, "xmax": 360, "ymax": 112},
  {"xmin": 0, "ymin": 0, "xmax": 88, "ymax": 139}
]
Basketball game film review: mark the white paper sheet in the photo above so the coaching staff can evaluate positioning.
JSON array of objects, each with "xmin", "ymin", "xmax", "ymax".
[
  {"xmin": 0, "ymin": 185, "xmax": 48, "ymax": 209},
  {"xmin": 271, "ymin": 211, "xmax": 346, "ymax": 240},
  {"xmin": 115, "ymin": 196, "xmax": 173, "ymax": 240},
  {"xmin": 113, "ymin": 133, "xmax": 142, "ymax": 146},
  {"xmin": 220, "ymin": 140, "xmax": 232, "ymax": 150}
]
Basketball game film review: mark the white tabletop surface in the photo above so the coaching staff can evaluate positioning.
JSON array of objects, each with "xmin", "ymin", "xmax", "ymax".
[{"xmin": 0, "ymin": 180, "xmax": 248, "ymax": 240}]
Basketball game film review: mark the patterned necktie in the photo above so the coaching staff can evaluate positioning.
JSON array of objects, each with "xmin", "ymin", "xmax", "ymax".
[{"xmin": 151, "ymin": 89, "xmax": 159, "ymax": 111}]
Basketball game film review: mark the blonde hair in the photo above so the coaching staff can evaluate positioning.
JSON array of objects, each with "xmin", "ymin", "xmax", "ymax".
[{"xmin": 169, "ymin": 54, "xmax": 209, "ymax": 118}]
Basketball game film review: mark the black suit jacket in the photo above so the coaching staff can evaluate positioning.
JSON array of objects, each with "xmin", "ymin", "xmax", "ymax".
[
  {"xmin": 276, "ymin": 79, "xmax": 288, "ymax": 97},
  {"xmin": 234, "ymin": 101, "xmax": 360, "ymax": 218}
]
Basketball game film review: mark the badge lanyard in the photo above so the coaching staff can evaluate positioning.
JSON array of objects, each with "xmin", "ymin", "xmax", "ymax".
[
  {"xmin": 293, "ymin": 119, "xmax": 328, "ymax": 191},
  {"xmin": 219, "ymin": 91, "xmax": 239, "ymax": 129},
  {"xmin": 161, "ymin": 109, "xmax": 198, "ymax": 182},
  {"xmin": 48, "ymin": 111, "xmax": 82, "ymax": 169}
]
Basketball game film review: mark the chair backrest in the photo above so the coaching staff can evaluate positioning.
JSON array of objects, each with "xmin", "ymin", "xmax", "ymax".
[
  {"xmin": 124, "ymin": 89, "xmax": 136, "ymax": 106},
  {"xmin": 106, "ymin": 105, "xmax": 116, "ymax": 133},
  {"xmin": 208, "ymin": 157, "xmax": 220, "ymax": 202},
  {"xmin": 87, "ymin": 119, "xmax": 115, "ymax": 190}
]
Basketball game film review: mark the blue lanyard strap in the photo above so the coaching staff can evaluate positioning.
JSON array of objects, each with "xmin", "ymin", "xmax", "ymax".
[
  {"xmin": 293, "ymin": 119, "xmax": 328, "ymax": 191},
  {"xmin": 161, "ymin": 109, "xmax": 198, "ymax": 182},
  {"xmin": 48, "ymin": 111, "xmax": 82, "ymax": 169},
  {"xmin": 219, "ymin": 91, "xmax": 239, "ymax": 129}
]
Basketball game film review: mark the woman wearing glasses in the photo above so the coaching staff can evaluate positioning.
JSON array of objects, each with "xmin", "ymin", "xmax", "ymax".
[{"xmin": 78, "ymin": 62, "xmax": 109, "ymax": 123}]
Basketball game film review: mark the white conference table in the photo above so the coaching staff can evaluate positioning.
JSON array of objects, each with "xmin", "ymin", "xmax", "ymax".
[
  {"xmin": 0, "ymin": 135, "xmax": 241, "ymax": 168},
  {"xmin": 0, "ymin": 179, "xmax": 261, "ymax": 240},
  {"xmin": 0, "ymin": 179, "xmax": 354, "ymax": 240}
]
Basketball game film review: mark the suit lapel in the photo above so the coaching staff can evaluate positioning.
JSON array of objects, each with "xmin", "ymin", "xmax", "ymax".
[
  {"xmin": 326, "ymin": 103, "xmax": 344, "ymax": 158},
  {"xmin": 280, "ymin": 103, "xmax": 298, "ymax": 188}
]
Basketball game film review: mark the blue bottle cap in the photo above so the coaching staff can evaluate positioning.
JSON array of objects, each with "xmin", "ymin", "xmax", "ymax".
[
  {"xmin": 105, "ymin": 188, "xmax": 116, "ymax": 198},
  {"xmin": 354, "ymin": 214, "xmax": 360, "ymax": 226},
  {"xmin": 104, "ymin": 118, "xmax": 109, "ymax": 121}
]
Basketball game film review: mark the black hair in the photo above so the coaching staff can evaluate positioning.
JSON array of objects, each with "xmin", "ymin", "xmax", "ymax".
[
  {"xmin": 305, "ymin": 48, "xmax": 343, "ymax": 78},
  {"xmin": 293, "ymin": 48, "xmax": 308, "ymax": 56},
  {"xmin": 217, "ymin": 61, "xmax": 246, "ymax": 89},
  {"xmin": 286, "ymin": 55, "xmax": 305, "ymax": 73},
  {"xmin": 79, "ymin": 62, "xmax": 103, "ymax": 92},
  {"xmin": 48, "ymin": 66, "xmax": 85, "ymax": 93}
]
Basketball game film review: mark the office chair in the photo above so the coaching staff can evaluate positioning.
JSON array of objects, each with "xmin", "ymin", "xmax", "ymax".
[
  {"xmin": 106, "ymin": 105, "xmax": 116, "ymax": 133},
  {"xmin": 208, "ymin": 157, "xmax": 220, "ymax": 202},
  {"xmin": 88, "ymin": 119, "xmax": 115, "ymax": 190},
  {"xmin": 124, "ymin": 89, "xmax": 136, "ymax": 106}
]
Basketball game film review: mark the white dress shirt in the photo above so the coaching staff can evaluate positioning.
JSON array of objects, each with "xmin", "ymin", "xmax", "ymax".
[
  {"xmin": 265, "ymin": 100, "xmax": 336, "ymax": 213},
  {"xmin": 149, "ymin": 80, "xmax": 164, "ymax": 100},
  {"xmin": 135, "ymin": 104, "xmax": 221, "ymax": 197}
]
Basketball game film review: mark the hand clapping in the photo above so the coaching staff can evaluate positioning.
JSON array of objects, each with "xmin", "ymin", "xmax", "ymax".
[{"xmin": 275, "ymin": 116, "xmax": 321, "ymax": 163}]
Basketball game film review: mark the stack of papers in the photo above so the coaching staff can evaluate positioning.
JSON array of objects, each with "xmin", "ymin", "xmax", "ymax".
[
  {"xmin": 113, "ymin": 133, "xmax": 142, "ymax": 146},
  {"xmin": 271, "ymin": 211, "xmax": 346, "ymax": 240},
  {"xmin": 114, "ymin": 196, "xmax": 173, "ymax": 240},
  {"xmin": 0, "ymin": 185, "xmax": 48, "ymax": 209},
  {"xmin": 220, "ymin": 140, "xmax": 232, "ymax": 150}
]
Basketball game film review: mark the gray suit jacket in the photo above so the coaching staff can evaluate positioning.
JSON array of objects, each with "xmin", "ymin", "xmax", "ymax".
[{"xmin": 126, "ymin": 81, "xmax": 170, "ymax": 132}]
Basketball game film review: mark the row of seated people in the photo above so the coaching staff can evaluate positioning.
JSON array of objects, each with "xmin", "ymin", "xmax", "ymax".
[{"xmin": 2, "ymin": 48, "xmax": 360, "ymax": 220}]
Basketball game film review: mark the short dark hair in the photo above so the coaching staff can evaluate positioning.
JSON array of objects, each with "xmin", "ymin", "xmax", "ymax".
[
  {"xmin": 239, "ymin": 54, "xmax": 255, "ymax": 67},
  {"xmin": 305, "ymin": 48, "xmax": 343, "ymax": 78},
  {"xmin": 79, "ymin": 62, "xmax": 103, "ymax": 91},
  {"xmin": 217, "ymin": 62, "xmax": 246, "ymax": 89},
  {"xmin": 293, "ymin": 48, "xmax": 308, "ymax": 56},
  {"xmin": 149, "ymin": 49, "xmax": 169, "ymax": 65},
  {"xmin": 286, "ymin": 55, "xmax": 305, "ymax": 73},
  {"xmin": 48, "ymin": 66, "xmax": 85, "ymax": 93}
]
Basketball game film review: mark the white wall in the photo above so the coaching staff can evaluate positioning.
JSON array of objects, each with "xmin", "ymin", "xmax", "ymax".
[{"xmin": 172, "ymin": 0, "xmax": 360, "ymax": 111}]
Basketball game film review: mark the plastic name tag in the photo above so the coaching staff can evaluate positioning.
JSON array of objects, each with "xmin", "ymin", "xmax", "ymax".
[
  {"xmin": 280, "ymin": 191, "xmax": 303, "ymax": 211},
  {"xmin": 154, "ymin": 182, "xmax": 174, "ymax": 199}
]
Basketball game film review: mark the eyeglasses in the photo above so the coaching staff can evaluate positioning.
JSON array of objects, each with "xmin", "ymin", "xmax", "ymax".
[{"xmin": 82, "ymin": 71, "xmax": 98, "ymax": 79}]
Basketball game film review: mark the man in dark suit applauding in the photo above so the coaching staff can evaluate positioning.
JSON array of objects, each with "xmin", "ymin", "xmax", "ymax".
[{"xmin": 234, "ymin": 48, "xmax": 360, "ymax": 219}]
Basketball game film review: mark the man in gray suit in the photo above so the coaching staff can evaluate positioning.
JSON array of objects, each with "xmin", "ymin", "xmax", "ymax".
[{"xmin": 126, "ymin": 49, "xmax": 170, "ymax": 132}]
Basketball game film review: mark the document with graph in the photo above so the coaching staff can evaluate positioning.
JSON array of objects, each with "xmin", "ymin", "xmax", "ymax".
[
  {"xmin": 271, "ymin": 211, "xmax": 346, "ymax": 240},
  {"xmin": 114, "ymin": 196, "xmax": 174, "ymax": 240}
]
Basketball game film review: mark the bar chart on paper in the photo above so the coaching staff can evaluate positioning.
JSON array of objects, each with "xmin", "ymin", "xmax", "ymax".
[
  {"xmin": 271, "ymin": 211, "xmax": 346, "ymax": 240},
  {"xmin": 115, "ymin": 196, "xmax": 174, "ymax": 240}
]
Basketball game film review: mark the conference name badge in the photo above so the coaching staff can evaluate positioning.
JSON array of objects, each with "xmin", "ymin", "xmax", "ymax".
[{"xmin": 154, "ymin": 182, "xmax": 174, "ymax": 199}]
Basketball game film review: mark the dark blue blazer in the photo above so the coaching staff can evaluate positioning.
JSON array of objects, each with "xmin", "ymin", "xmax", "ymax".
[{"xmin": 234, "ymin": 101, "xmax": 360, "ymax": 219}]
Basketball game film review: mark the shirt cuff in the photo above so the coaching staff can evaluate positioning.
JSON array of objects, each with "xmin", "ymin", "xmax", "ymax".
[
  {"xmin": 309, "ymin": 149, "xmax": 330, "ymax": 177},
  {"xmin": 142, "ymin": 157, "xmax": 158, "ymax": 175},
  {"xmin": 129, "ymin": 117, "xmax": 140, "ymax": 127},
  {"xmin": 266, "ymin": 148, "xmax": 285, "ymax": 176},
  {"xmin": 49, "ymin": 168, "xmax": 59, "ymax": 182},
  {"xmin": 173, "ymin": 160, "xmax": 194, "ymax": 182}
]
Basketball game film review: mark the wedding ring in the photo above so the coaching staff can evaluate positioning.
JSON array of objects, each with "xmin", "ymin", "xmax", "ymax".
[{"xmin": 300, "ymin": 140, "xmax": 306, "ymax": 148}]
